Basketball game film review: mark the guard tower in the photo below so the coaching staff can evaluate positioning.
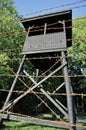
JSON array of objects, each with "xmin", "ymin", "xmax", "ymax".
[{"xmin": 0, "ymin": 10, "xmax": 78, "ymax": 130}]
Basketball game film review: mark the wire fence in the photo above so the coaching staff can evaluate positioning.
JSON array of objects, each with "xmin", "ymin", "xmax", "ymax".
[
  {"xmin": 0, "ymin": 0, "xmax": 86, "ymax": 129},
  {"xmin": 1, "ymin": 111, "xmax": 86, "ymax": 129},
  {"xmin": 0, "ymin": 17, "xmax": 86, "ymax": 37}
]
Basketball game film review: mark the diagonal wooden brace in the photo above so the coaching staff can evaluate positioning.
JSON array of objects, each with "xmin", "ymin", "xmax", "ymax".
[{"xmin": 3, "ymin": 55, "xmax": 26, "ymax": 109}]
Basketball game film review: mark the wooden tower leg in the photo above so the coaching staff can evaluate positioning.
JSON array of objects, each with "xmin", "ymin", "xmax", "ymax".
[
  {"xmin": 61, "ymin": 51, "xmax": 76, "ymax": 130},
  {"xmin": 0, "ymin": 55, "xmax": 26, "ymax": 127}
]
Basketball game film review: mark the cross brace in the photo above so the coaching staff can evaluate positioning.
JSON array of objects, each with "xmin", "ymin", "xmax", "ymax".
[
  {"xmin": 0, "ymin": 51, "xmax": 79, "ymax": 130},
  {"xmin": 23, "ymin": 70, "xmax": 68, "ymax": 118},
  {"xmin": 0, "ymin": 60, "xmax": 67, "ymax": 112}
]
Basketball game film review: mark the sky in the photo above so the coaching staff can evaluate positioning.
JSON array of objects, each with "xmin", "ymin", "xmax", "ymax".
[{"xmin": 13, "ymin": 0, "xmax": 86, "ymax": 19}]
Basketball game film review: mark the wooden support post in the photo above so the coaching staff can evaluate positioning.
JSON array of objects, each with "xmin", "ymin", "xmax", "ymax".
[
  {"xmin": 61, "ymin": 51, "xmax": 76, "ymax": 130},
  {"xmin": 44, "ymin": 23, "xmax": 47, "ymax": 35},
  {"xmin": 3, "ymin": 55, "xmax": 26, "ymax": 108},
  {"xmin": 0, "ymin": 55, "xmax": 26, "ymax": 127}
]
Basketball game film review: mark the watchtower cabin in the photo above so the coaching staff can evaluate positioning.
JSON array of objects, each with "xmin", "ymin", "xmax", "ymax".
[{"xmin": 21, "ymin": 10, "xmax": 72, "ymax": 70}]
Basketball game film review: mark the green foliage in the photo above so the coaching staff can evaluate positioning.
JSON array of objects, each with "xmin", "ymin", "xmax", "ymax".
[
  {"xmin": 0, "ymin": 53, "xmax": 10, "ymax": 89},
  {"xmin": 69, "ymin": 17, "xmax": 86, "ymax": 74},
  {"xmin": 0, "ymin": 0, "xmax": 26, "ymax": 89},
  {"xmin": 68, "ymin": 17, "xmax": 86, "ymax": 112},
  {"xmin": 2, "ymin": 121, "xmax": 65, "ymax": 130},
  {"xmin": 68, "ymin": 17, "xmax": 86, "ymax": 90}
]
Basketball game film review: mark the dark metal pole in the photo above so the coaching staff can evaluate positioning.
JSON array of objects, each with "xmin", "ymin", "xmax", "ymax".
[{"xmin": 61, "ymin": 51, "xmax": 76, "ymax": 130}]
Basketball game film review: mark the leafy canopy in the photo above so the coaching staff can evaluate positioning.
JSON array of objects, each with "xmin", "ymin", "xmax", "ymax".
[{"xmin": 0, "ymin": 0, "xmax": 26, "ymax": 89}]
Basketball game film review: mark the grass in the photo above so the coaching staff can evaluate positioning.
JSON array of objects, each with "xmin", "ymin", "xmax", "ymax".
[
  {"xmin": 1, "ymin": 121, "xmax": 65, "ymax": 130},
  {"xmin": 1, "ymin": 120, "xmax": 86, "ymax": 130}
]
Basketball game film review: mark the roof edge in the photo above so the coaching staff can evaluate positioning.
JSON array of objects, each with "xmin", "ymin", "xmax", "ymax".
[{"xmin": 21, "ymin": 10, "xmax": 72, "ymax": 23}]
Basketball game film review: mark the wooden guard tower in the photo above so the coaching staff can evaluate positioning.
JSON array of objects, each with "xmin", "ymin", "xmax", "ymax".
[{"xmin": 0, "ymin": 10, "xmax": 79, "ymax": 130}]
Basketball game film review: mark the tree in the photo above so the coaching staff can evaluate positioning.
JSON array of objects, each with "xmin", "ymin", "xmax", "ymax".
[
  {"xmin": 0, "ymin": 0, "xmax": 27, "ymax": 111},
  {"xmin": 68, "ymin": 17, "xmax": 86, "ymax": 112},
  {"xmin": 69, "ymin": 17, "xmax": 86, "ymax": 75},
  {"xmin": 0, "ymin": 0, "xmax": 26, "ymax": 90},
  {"xmin": 0, "ymin": 0, "xmax": 36, "ymax": 116}
]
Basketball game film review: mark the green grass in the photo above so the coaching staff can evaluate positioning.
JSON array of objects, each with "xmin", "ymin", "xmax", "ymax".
[
  {"xmin": 1, "ymin": 121, "xmax": 65, "ymax": 130},
  {"xmin": 1, "ymin": 120, "xmax": 86, "ymax": 130}
]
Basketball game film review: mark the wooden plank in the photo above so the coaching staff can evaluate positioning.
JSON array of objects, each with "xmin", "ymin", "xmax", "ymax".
[
  {"xmin": 0, "ymin": 113, "xmax": 69, "ymax": 129},
  {"xmin": 22, "ymin": 48, "xmax": 67, "ymax": 55},
  {"xmin": 22, "ymin": 32, "xmax": 67, "ymax": 54}
]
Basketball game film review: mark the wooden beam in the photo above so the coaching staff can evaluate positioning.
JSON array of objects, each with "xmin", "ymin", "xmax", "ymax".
[{"xmin": 0, "ymin": 113, "xmax": 69, "ymax": 129}]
